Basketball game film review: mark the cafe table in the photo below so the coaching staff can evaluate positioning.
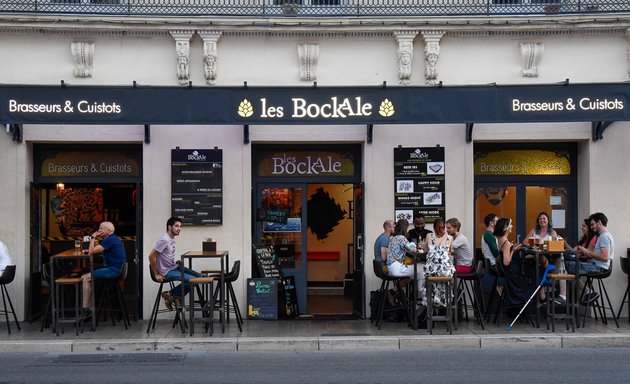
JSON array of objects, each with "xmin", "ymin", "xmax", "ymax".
[
  {"xmin": 50, "ymin": 249, "xmax": 96, "ymax": 332},
  {"xmin": 180, "ymin": 250, "xmax": 229, "ymax": 334},
  {"xmin": 524, "ymin": 246, "xmax": 578, "ymax": 329},
  {"xmin": 406, "ymin": 250, "xmax": 427, "ymax": 330}
]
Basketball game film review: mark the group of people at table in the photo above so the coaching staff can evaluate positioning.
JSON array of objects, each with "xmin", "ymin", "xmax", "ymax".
[{"xmin": 374, "ymin": 211, "xmax": 615, "ymax": 315}]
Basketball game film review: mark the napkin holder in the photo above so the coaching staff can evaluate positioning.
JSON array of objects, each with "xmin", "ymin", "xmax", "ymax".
[
  {"xmin": 202, "ymin": 240, "xmax": 217, "ymax": 252},
  {"xmin": 547, "ymin": 240, "xmax": 564, "ymax": 252}
]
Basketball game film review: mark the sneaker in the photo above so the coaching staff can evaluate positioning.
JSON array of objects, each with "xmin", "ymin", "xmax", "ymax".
[
  {"xmin": 581, "ymin": 291, "xmax": 600, "ymax": 305},
  {"xmin": 552, "ymin": 296, "xmax": 566, "ymax": 306},
  {"xmin": 161, "ymin": 291, "xmax": 175, "ymax": 311},
  {"xmin": 82, "ymin": 308, "xmax": 93, "ymax": 323}
]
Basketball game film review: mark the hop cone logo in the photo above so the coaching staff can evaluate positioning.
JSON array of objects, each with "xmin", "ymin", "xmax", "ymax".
[
  {"xmin": 238, "ymin": 99, "xmax": 254, "ymax": 118},
  {"xmin": 379, "ymin": 99, "xmax": 395, "ymax": 117}
]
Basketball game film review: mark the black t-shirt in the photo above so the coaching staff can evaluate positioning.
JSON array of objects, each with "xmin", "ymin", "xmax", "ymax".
[{"xmin": 407, "ymin": 228, "xmax": 432, "ymax": 243}]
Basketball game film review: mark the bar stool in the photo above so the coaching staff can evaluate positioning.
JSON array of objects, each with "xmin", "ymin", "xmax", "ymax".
[
  {"xmin": 54, "ymin": 276, "xmax": 83, "ymax": 336},
  {"xmin": 456, "ymin": 260, "xmax": 485, "ymax": 329},
  {"xmin": 426, "ymin": 275, "xmax": 454, "ymax": 335},
  {"xmin": 0, "ymin": 265, "xmax": 20, "ymax": 334},
  {"xmin": 483, "ymin": 258, "xmax": 501, "ymax": 323},
  {"xmin": 545, "ymin": 272, "xmax": 576, "ymax": 332},
  {"xmin": 616, "ymin": 257, "xmax": 630, "ymax": 322},
  {"xmin": 40, "ymin": 262, "xmax": 53, "ymax": 332},
  {"xmin": 210, "ymin": 260, "xmax": 243, "ymax": 332},
  {"xmin": 147, "ymin": 267, "xmax": 186, "ymax": 334},
  {"xmin": 581, "ymin": 259, "xmax": 619, "ymax": 328},
  {"xmin": 188, "ymin": 276, "xmax": 216, "ymax": 336},
  {"xmin": 371, "ymin": 260, "xmax": 409, "ymax": 329},
  {"xmin": 95, "ymin": 263, "xmax": 130, "ymax": 329}
]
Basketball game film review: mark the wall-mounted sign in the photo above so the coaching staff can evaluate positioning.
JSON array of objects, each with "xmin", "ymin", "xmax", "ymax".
[
  {"xmin": 474, "ymin": 150, "xmax": 571, "ymax": 176},
  {"xmin": 3, "ymin": 84, "xmax": 630, "ymax": 125},
  {"xmin": 171, "ymin": 148, "xmax": 222, "ymax": 226},
  {"xmin": 257, "ymin": 150, "xmax": 356, "ymax": 177},
  {"xmin": 34, "ymin": 145, "xmax": 142, "ymax": 182},
  {"xmin": 394, "ymin": 147, "xmax": 445, "ymax": 223}
]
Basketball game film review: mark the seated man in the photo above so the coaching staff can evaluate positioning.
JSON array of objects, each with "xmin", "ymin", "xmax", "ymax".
[
  {"xmin": 149, "ymin": 216, "xmax": 201, "ymax": 310},
  {"xmin": 567, "ymin": 212, "xmax": 614, "ymax": 304},
  {"xmin": 82, "ymin": 221, "xmax": 126, "ymax": 316}
]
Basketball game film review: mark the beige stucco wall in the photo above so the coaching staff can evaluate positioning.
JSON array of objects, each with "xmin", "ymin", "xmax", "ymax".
[{"xmin": 1, "ymin": 23, "xmax": 629, "ymax": 319}]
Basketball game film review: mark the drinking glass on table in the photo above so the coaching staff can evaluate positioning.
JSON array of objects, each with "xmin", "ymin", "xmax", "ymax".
[{"xmin": 74, "ymin": 240, "xmax": 81, "ymax": 254}]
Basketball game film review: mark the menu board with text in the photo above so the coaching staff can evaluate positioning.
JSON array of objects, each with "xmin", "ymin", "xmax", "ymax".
[
  {"xmin": 394, "ymin": 147, "xmax": 445, "ymax": 223},
  {"xmin": 171, "ymin": 148, "xmax": 223, "ymax": 226}
]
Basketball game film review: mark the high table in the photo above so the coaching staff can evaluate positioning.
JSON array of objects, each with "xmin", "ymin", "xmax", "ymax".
[
  {"xmin": 407, "ymin": 250, "xmax": 427, "ymax": 330},
  {"xmin": 180, "ymin": 250, "xmax": 229, "ymax": 334},
  {"xmin": 50, "ymin": 249, "xmax": 96, "ymax": 332},
  {"xmin": 525, "ymin": 247, "xmax": 577, "ymax": 329}
]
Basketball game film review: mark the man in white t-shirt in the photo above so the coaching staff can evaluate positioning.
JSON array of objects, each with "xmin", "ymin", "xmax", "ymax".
[
  {"xmin": 148, "ymin": 217, "xmax": 201, "ymax": 310},
  {"xmin": 0, "ymin": 240, "xmax": 11, "ymax": 276},
  {"xmin": 569, "ymin": 212, "xmax": 615, "ymax": 304}
]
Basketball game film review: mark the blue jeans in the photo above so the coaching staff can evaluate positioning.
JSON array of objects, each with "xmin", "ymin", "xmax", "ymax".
[
  {"xmin": 565, "ymin": 260, "xmax": 604, "ymax": 275},
  {"xmin": 164, "ymin": 265, "xmax": 202, "ymax": 298},
  {"xmin": 93, "ymin": 266, "xmax": 121, "ymax": 279}
]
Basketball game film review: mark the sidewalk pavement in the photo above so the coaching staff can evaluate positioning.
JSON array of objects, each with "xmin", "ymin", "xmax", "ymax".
[{"xmin": 2, "ymin": 313, "xmax": 630, "ymax": 353}]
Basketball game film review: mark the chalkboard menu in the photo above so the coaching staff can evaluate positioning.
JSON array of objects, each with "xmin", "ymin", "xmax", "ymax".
[
  {"xmin": 171, "ymin": 148, "xmax": 223, "ymax": 226},
  {"xmin": 253, "ymin": 245, "xmax": 282, "ymax": 278},
  {"xmin": 280, "ymin": 276, "xmax": 299, "ymax": 318},
  {"xmin": 247, "ymin": 278, "xmax": 278, "ymax": 320},
  {"xmin": 394, "ymin": 147, "xmax": 445, "ymax": 223}
]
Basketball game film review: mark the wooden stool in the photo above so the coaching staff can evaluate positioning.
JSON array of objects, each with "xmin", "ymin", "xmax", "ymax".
[
  {"xmin": 546, "ymin": 273, "xmax": 576, "ymax": 332},
  {"xmin": 188, "ymin": 277, "xmax": 216, "ymax": 336},
  {"xmin": 426, "ymin": 275, "xmax": 454, "ymax": 335},
  {"xmin": 54, "ymin": 277, "xmax": 83, "ymax": 336}
]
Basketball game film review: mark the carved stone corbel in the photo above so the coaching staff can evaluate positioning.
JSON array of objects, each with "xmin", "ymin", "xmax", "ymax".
[
  {"xmin": 298, "ymin": 44, "xmax": 319, "ymax": 82},
  {"xmin": 71, "ymin": 42, "xmax": 94, "ymax": 78},
  {"xmin": 198, "ymin": 31, "xmax": 222, "ymax": 86},
  {"xmin": 520, "ymin": 42, "xmax": 544, "ymax": 78},
  {"xmin": 170, "ymin": 31, "xmax": 194, "ymax": 86},
  {"xmin": 394, "ymin": 31, "xmax": 417, "ymax": 85},
  {"xmin": 421, "ymin": 31, "xmax": 445, "ymax": 85}
]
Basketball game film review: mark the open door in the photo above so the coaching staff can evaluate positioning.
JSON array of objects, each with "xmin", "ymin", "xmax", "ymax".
[
  {"xmin": 352, "ymin": 183, "xmax": 365, "ymax": 318},
  {"xmin": 28, "ymin": 183, "xmax": 43, "ymax": 321}
]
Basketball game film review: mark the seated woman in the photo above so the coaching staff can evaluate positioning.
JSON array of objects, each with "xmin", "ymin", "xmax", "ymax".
[
  {"xmin": 495, "ymin": 218, "xmax": 536, "ymax": 305},
  {"xmin": 523, "ymin": 211, "xmax": 564, "ymax": 303},
  {"xmin": 523, "ymin": 211, "xmax": 558, "ymax": 247},
  {"xmin": 422, "ymin": 218, "xmax": 455, "ymax": 307},
  {"xmin": 386, "ymin": 219, "xmax": 423, "ymax": 299}
]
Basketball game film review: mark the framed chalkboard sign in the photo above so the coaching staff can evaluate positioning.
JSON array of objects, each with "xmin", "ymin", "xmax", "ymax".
[
  {"xmin": 252, "ymin": 244, "xmax": 282, "ymax": 278},
  {"xmin": 280, "ymin": 276, "xmax": 299, "ymax": 318},
  {"xmin": 171, "ymin": 148, "xmax": 223, "ymax": 226},
  {"xmin": 247, "ymin": 278, "xmax": 278, "ymax": 320}
]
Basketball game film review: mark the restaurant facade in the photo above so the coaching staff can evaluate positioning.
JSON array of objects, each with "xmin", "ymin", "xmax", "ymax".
[{"xmin": 1, "ymin": 8, "xmax": 630, "ymax": 322}]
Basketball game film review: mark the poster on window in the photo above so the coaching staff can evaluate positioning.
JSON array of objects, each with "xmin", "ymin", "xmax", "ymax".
[
  {"xmin": 394, "ymin": 147, "xmax": 445, "ymax": 223},
  {"xmin": 171, "ymin": 148, "xmax": 223, "ymax": 226}
]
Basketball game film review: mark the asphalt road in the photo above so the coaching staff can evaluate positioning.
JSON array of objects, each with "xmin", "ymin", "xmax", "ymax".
[{"xmin": 1, "ymin": 348, "xmax": 625, "ymax": 384}]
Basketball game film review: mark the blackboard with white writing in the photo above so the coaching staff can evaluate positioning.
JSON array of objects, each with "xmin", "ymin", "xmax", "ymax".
[
  {"xmin": 247, "ymin": 278, "xmax": 278, "ymax": 320},
  {"xmin": 253, "ymin": 245, "xmax": 282, "ymax": 279},
  {"xmin": 280, "ymin": 276, "xmax": 299, "ymax": 318},
  {"xmin": 171, "ymin": 148, "xmax": 223, "ymax": 226}
]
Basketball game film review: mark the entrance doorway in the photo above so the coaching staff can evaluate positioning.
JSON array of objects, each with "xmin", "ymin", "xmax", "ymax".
[
  {"xmin": 29, "ymin": 144, "xmax": 143, "ymax": 322},
  {"xmin": 252, "ymin": 144, "xmax": 364, "ymax": 318},
  {"xmin": 253, "ymin": 183, "xmax": 362, "ymax": 318},
  {"xmin": 473, "ymin": 144, "xmax": 577, "ymax": 247}
]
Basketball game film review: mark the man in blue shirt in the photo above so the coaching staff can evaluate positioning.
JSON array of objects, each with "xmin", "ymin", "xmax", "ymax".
[
  {"xmin": 82, "ymin": 221, "xmax": 126, "ymax": 312},
  {"xmin": 374, "ymin": 219, "xmax": 394, "ymax": 266}
]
